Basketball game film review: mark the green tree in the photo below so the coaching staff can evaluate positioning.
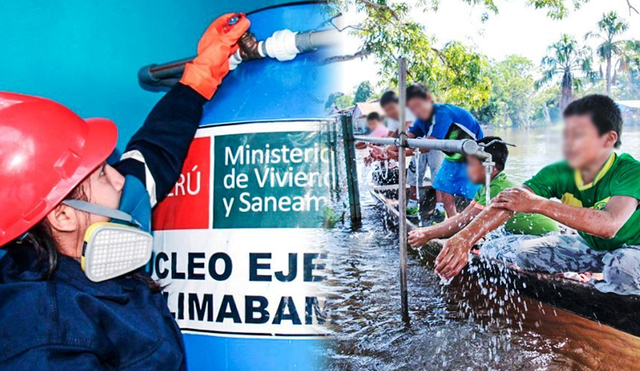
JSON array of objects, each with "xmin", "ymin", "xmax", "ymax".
[
  {"xmin": 487, "ymin": 56, "xmax": 536, "ymax": 127},
  {"xmin": 616, "ymin": 40, "xmax": 640, "ymax": 97},
  {"xmin": 539, "ymin": 34, "xmax": 594, "ymax": 110},
  {"xmin": 325, "ymin": 92, "xmax": 343, "ymax": 110},
  {"xmin": 331, "ymin": 0, "xmax": 638, "ymax": 111},
  {"xmin": 531, "ymin": 86, "xmax": 562, "ymax": 126},
  {"xmin": 335, "ymin": 93, "xmax": 355, "ymax": 109},
  {"xmin": 585, "ymin": 11, "xmax": 629, "ymax": 95},
  {"xmin": 620, "ymin": 40, "xmax": 640, "ymax": 72},
  {"xmin": 472, "ymin": 99, "xmax": 500, "ymax": 126},
  {"xmin": 353, "ymin": 81, "xmax": 374, "ymax": 103},
  {"xmin": 325, "ymin": 92, "xmax": 356, "ymax": 110},
  {"xmin": 431, "ymin": 42, "xmax": 492, "ymax": 110},
  {"xmin": 331, "ymin": 1, "xmax": 492, "ymax": 111},
  {"xmin": 332, "ymin": 0, "xmax": 637, "ymax": 112}
]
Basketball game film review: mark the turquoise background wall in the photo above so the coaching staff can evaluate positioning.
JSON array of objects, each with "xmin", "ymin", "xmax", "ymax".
[{"xmin": 0, "ymin": 0, "xmax": 287, "ymax": 149}]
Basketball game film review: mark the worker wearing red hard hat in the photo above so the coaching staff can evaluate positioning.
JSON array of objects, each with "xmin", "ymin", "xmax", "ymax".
[{"xmin": 0, "ymin": 13, "xmax": 249, "ymax": 369}]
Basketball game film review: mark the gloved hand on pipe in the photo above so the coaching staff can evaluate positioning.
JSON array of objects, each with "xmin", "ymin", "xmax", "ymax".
[{"xmin": 180, "ymin": 13, "xmax": 250, "ymax": 99}]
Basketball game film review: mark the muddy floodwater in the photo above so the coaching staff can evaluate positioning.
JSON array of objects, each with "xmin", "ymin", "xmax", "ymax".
[{"xmin": 326, "ymin": 126, "xmax": 640, "ymax": 370}]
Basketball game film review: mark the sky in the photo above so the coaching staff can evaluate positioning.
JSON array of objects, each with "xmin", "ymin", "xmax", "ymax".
[{"xmin": 337, "ymin": 0, "xmax": 640, "ymax": 93}]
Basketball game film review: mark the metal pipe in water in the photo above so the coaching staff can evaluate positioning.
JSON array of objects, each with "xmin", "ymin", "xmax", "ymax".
[
  {"xmin": 354, "ymin": 135, "xmax": 493, "ymax": 205},
  {"xmin": 414, "ymin": 150, "xmax": 422, "ymax": 226},
  {"xmin": 353, "ymin": 136, "xmax": 484, "ymax": 157},
  {"xmin": 484, "ymin": 154, "xmax": 494, "ymax": 206},
  {"xmin": 398, "ymin": 57, "xmax": 409, "ymax": 325}
]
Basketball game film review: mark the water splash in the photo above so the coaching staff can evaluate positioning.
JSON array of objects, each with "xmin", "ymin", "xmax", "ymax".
[{"xmin": 325, "ymin": 134, "xmax": 640, "ymax": 370}]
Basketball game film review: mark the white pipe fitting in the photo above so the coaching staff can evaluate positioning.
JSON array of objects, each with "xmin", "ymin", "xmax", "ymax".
[
  {"xmin": 264, "ymin": 29, "xmax": 299, "ymax": 61},
  {"xmin": 228, "ymin": 51, "xmax": 243, "ymax": 71}
]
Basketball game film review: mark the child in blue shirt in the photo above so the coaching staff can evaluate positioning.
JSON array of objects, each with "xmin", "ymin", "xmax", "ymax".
[{"xmin": 405, "ymin": 84, "xmax": 484, "ymax": 219}]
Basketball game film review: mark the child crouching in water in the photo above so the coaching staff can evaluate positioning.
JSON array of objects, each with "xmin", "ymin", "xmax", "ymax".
[
  {"xmin": 408, "ymin": 137, "xmax": 558, "ymax": 253},
  {"xmin": 432, "ymin": 96, "xmax": 640, "ymax": 297}
]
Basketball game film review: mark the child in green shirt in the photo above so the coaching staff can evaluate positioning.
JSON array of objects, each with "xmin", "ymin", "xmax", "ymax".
[
  {"xmin": 434, "ymin": 95, "xmax": 640, "ymax": 296},
  {"xmin": 408, "ymin": 137, "xmax": 558, "ymax": 248}
]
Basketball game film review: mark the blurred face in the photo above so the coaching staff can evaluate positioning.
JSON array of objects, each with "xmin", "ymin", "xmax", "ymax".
[
  {"xmin": 406, "ymin": 97, "xmax": 433, "ymax": 121},
  {"xmin": 563, "ymin": 114, "xmax": 617, "ymax": 169},
  {"xmin": 466, "ymin": 156, "xmax": 486, "ymax": 184},
  {"xmin": 367, "ymin": 119, "xmax": 381, "ymax": 131},
  {"xmin": 381, "ymin": 102, "xmax": 400, "ymax": 121}
]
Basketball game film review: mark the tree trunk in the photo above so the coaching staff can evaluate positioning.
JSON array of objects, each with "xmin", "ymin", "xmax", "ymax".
[
  {"xmin": 543, "ymin": 104, "xmax": 552, "ymax": 126},
  {"xmin": 606, "ymin": 57, "xmax": 612, "ymax": 96},
  {"xmin": 503, "ymin": 107, "xmax": 509, "ymax": 127},
  {"xmin": 523, "ymin": 100, "xmax": 531, "ymax": 127},
  {"xmin": 560, "ymin": 71, "xmax": 573, "ymax": 110}
]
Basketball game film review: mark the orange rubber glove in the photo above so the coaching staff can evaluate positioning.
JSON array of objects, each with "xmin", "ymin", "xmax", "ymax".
[{"xmin": 180, "ymin": 13, "xmax": 251, "ymax": 99}]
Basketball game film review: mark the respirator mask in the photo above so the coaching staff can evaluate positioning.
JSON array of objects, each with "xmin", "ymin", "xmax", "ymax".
[{"xmin": 62, "ymin": 175, "xmax": 153, "ymax": 282}]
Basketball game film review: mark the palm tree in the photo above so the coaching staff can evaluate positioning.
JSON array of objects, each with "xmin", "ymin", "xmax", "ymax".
[
  {"xmin": 619, "ymin": 40, "xmax": 640, "ymax": 75},
  {"xmin": 618, "ymin": 40, "xmax": 640, "ymax": 95},
  {"xmin": 539, "ymin": 34, "xmax": 594, "ymax": 110},
  {"xmin": 585, "ymin": 12, "xmax": 629, "ymax": 95}
]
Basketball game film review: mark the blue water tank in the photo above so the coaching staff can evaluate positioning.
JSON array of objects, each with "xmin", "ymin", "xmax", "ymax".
[
  {"xmin": 201, "ymin": 3, "xmax": 339, "ymax": 124},
  {"xmin": 151, "ymin": 2, "xmax": 340, "ymax": 370}
]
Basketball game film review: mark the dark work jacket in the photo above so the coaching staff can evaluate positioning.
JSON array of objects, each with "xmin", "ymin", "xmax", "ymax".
[
  {"xmin": 0, "ymin": 247, "xmax": 184, "ymax": 370},
  {"xmin": 0, "ymin": 83, "xmax": 206, "ymax": 370}
]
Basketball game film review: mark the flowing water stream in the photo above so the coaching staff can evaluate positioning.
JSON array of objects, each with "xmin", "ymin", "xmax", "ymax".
[{"xmin": 325, "ymin": 126, "xmax": 640, "ymax": 370}]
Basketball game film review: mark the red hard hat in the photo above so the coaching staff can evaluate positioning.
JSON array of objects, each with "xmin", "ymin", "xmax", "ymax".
[{"xmin": 0, "ymin": 92, "xmax": 118, "ymax": 246}]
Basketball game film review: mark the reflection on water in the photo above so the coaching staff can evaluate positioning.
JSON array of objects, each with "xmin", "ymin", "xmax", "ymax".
[{"xmin": 326, "ymin": 126, "xmax": 640, "ymax": 370}]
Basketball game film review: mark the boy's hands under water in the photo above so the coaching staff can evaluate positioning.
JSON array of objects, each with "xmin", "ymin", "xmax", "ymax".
[
  {"xmin": 434, "ymin": 235, "xmax": 472, "ymax": 280},
  {"xmin": 408, "ymin": 228, "xmax": 433, "ymax": 248}
]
